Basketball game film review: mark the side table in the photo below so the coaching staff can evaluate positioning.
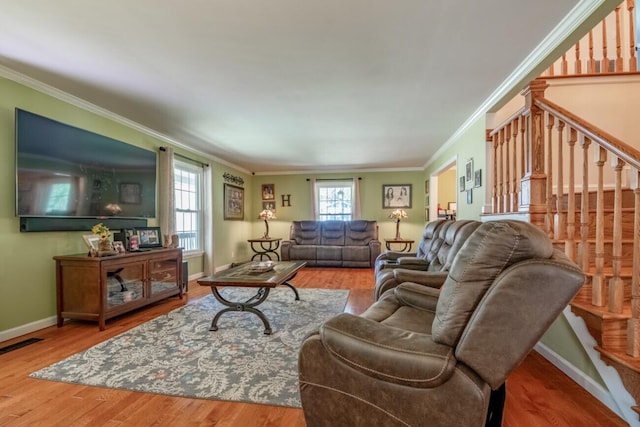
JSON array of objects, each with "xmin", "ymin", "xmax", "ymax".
[
  {"xmin": 384, "ymin": 238, "xmax": 415, "ymax": 252},
  {"xmin": 248, "ymin": 237, "xmax": 282, "ymax": 261}
]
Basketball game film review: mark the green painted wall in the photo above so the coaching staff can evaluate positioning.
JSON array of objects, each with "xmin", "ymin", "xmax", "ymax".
[{"xmin": 250, "ymin": 171, "xmax": 427, "ymax": 244}]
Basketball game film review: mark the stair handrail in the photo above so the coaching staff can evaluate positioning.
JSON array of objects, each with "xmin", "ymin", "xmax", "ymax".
[{"xmin": 534, "ymin": 97, "xmax": 640, "ymax": 170}]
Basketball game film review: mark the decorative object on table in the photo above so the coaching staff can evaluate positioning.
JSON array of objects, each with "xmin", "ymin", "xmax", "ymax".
[
  {"xmin": 474, "ymin": 169, "xmax": 482, "ymax": 188},
  {"xmin": 91, "ymin": 223, "xmax": 116, "ymax": 257},
  {"xmin": 261, "ymin": 183, "xmax": 275, "ymax": 200},
  {"xmin": 135, "ymin": 227, "xmax": 163, "ymax": 248},
  {"xmin": 30, "ymin": 288, "xmax": 350, "ymax": 408},
  {"xmin": 259, "ymin": 209, "xmax": 276, "ymax": 239},
  {"xmin": 224, "ymin": 183, "xmax": 244, "ymax": 220},
  {"xmin": 163, "ymin": 234, "xmax": 180, "ymax": 249},
  {"xmin": 382, "ymin": 184, "xmax": 412, "ymax": 209},
  {"xmin": 389, "ymin": 209, "xmax": 408, "ymax": 239}
]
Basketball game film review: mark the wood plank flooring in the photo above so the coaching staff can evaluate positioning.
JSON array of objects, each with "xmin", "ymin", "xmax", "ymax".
[{"xmin": 0, "ymin": 268, "xmax": 629, "ymax": 426}]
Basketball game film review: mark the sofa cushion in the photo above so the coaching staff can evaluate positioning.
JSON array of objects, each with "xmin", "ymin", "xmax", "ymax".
[
  {"xmin": 321, "ymin": 221, "xmax": 345, "ymax": 246},
  {"xmin": 292, "ymin": 221, "xmax": 321, "ymax": 245},
  {"xmin": 345, "ymin": 220, "xmax": 377, "ymax": 246},
  {"xmin": 432, "ymin": 220, "xmax": 554, "ymax": 348}
]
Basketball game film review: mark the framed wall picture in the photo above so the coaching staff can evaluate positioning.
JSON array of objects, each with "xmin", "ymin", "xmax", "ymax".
[
  {"xmin": 465, "ymin": 159, "xmax": 474, "ymax": 187},
  {"xmin": 224, "ymin": 183, "xmax": 244, "ymax": 220},
  {"xmin": 466, "ymin": 189, "xmax": 473, "ymax": 204},
  {"xmin": 262, "ymin": 201, "xmax": 276, "ymax": 211},
  {"xmin": 382, "ymin": 184, "xmax": 412, "ymax": 209},
  {"xmin": 135, "ymin": 227, "xmax": 163, "ymax": 248},
  {"xmin": 119, "ymin": 183, "xmax": 141, "ymax": 204},
  {"xmin": 261, "ymin": 184, "xmax": 275, "ymax": 200},
  {"xmin": 459, "ymin": 176, "xmax": 465, "ymax": 192},
  {"xmin": 474, "ymin": 169, "xmax": 482, "ymax": 188}
]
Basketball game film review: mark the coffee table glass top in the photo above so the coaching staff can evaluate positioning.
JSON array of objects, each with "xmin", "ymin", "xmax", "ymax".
[{"xmin": 199, "ymin": 261, "xmax": 306, "ymax": 286}]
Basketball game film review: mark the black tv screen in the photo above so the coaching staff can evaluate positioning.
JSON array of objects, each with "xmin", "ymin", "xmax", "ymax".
[{"xmin": 15, "ymin": 109, "xmax": 157, "ymax": 219}]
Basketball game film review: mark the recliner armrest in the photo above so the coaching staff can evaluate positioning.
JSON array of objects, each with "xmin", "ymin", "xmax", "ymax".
[
  {"xmin": 393, "ymin": 269, "xmax": 448, "ymax": 288},
  {"xmin": 377, "ymin": 251, "xmax": 417, "ymax": 263},
  {"xmin": 320, "ymin": 313, "xmax": 455, "ymax": 388},
  {"xmin": 396, "ymin": 257, "xmax": 428, "ymax": 269}
]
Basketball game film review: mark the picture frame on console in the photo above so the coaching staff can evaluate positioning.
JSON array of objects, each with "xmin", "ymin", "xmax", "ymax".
[
  {"xmin": 135, "ymin": 227, "xmax": 162, "ymax": 248},
  {"xmin": 82, "ymin": 234, "xmax": 101, "ymax": 253},
  {"xmin": 224, "ymin": 183, "xmax": 244, "ymax": 220}
]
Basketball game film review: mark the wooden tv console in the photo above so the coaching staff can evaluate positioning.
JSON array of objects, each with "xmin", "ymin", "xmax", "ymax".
[{"xmin": 54, "ymin": 248, "xmax": 183, "ymax": 330}]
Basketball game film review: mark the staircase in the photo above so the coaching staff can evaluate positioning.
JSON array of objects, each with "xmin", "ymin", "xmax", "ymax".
[
  {"xmin": 483, "ymin": 74, "xmax": 640, "ymax": 422},
  {"xmin": 479, "ymin": 1, "xmax": 640, "ymax": 422}
]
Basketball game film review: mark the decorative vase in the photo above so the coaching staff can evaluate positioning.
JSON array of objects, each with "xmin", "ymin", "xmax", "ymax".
[
  {"xmin": 395, "ymin": 219, "xmax": 401, "ymax": 240},
  {"xmin": 97, "ymin": 239, "xmax": 116, "ymax": 257}
]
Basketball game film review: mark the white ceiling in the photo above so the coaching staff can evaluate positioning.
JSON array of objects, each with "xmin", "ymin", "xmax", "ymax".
[{"xmin": 0, "ymin": 0, "xmax": 598, "ymax": 173}]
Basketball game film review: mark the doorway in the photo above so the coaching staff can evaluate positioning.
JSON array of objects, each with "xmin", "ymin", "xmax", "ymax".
[{"xmin": 428, "ymin": 158, "xmax": 457, "ymax": 222}]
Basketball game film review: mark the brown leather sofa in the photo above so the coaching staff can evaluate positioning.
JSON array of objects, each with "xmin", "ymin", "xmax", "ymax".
[
  {"xmin": 280, "ymin": 220, "xmax": 381, "ymax": 267},
  {"xmin": 374, "ymin": 219, "xmax": 481, "ymax": 299},
  {"xmin": 298, "ymin": 220, "xmax": 584, "ymax": 427}
]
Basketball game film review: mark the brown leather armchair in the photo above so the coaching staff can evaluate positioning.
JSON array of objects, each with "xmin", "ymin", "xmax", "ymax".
[
  {"xmin": 298, "ymin": 220, "xmax": 584, "ymax": 427},
  {"xmin": 373, "ymin": 219, "xmax": 451, "ymax": 275},
  {"xmin": 374, "ymin": 219, "xmax": 481, "ymax": 299}
]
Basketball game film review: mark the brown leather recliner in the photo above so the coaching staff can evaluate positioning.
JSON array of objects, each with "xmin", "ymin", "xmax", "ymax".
[
  {"xmin": 373, "ymin": 219, "xmax": 451, "ymax": 275},
  {"xmin": 374, "ymin": 219, "xmax": 481, "ymax": 300},
  {"xmin": 298, "ymin": 220, "xmax": 584, "ymax": 427}
]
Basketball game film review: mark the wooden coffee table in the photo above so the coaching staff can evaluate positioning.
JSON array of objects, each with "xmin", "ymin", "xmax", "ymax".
[{"xmin": 197, "ymin": 261, "xmax": 305, "ymax": 335}]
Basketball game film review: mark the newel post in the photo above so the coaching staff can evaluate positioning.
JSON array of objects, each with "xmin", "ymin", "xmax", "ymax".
[{"xmin": 519, "ymin": 79, "xmax": 549, "ymax": 229}]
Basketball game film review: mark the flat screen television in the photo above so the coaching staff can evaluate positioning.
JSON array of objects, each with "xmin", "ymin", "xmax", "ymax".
[{"xmin": 15, "ymin": 109, "xmax": 157, "ymax": 221}]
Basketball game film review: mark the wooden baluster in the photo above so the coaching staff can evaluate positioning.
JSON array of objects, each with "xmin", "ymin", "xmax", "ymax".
[
  {"xmin": 575, "ymin": 40, "xmax": 582, "ymax": 75},
  {"xmin": 504, "ymin": 124, "xmax": 512, "ymax": 212},
  {"xmin": 520, "ymin": 112, "xmax": 526, "ymax": 206},
  {"xmin": 615, "ymin": 5, "xmax": 623, "ymax": 72},
  {"xmin": 628, "ymin": 0, "xmax": 637, "ymax": 72},
  {"xmin": 566, "ymin": 128, "xmax": 577, "ymax": 261},
  {"xmin": 492, "ymin": 134, "xmax": 499, "ymax": 213},
  {"xmin": 627, "ymin": 168, "xmax": 640, "ymax": 356},
  {"xmin": 498, "ymin": 128, "xmax": 505, "ymax": 213},
  {"xmin": 512, "ymin": 117, "xmax": 519, "ymax": 211},
  {"xmin": 588, "ymin": 30, "xmax": 596, "ymax": 73},
  {"xmin": 609, "ymin": 157, "xmax": 626, "ymax": 314},
  {"xmin": 602, "ymin": 15, "xmax": 609, "ymax": 73},
  {"xmin": 592, "ymin": 147, "xmax": 607, "ymax": 307},
  {"xmin": 561, "ymin": 53, "xmax": 568, "ymax": 75},
  {"xmin": 546, "ymin": 113, "xmax": 555, "ymax": 238},
  {"xmin": 555, "ymin": 120, "xmax": 566, "ymax": 241},
  {"xmin": 580, "ymin": 136, "xmax": 591, "ymax": 273}
]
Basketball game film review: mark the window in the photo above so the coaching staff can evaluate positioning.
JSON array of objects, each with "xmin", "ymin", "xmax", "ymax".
[
  {"xmin": 315, "ymin": 179, "xmax": 354, "ymax": 221},
  {"xmin": 174, "ymin": 160, "xmax": 203, "ymax": 253}
]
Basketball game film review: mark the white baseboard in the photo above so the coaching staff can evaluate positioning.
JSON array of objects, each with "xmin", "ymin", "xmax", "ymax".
[
  {"xmin": 0, "ymin": 316, "xmax": 57, "ymax": 343},
  {"xmin": 534, "ymin": 341, "xmax": 621, "ymax": 416}
]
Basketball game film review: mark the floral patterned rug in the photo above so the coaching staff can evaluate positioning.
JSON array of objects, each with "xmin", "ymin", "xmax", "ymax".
[{"xmin": 30, "ymin": 287, "xmax": 349, "ymax": 408}]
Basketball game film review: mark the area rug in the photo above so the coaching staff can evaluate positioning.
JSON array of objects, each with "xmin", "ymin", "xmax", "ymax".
[{"xmin": 30, "ymin": 287, "xmax": 349, "ymax": 408}]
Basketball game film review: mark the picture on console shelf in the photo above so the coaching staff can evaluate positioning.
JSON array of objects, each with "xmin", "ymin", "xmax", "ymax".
[{"xmin": 135, "ymin": 227, "xmax": 163, "ymax": 248}]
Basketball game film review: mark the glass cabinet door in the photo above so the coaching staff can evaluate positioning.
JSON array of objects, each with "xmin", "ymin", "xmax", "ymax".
[
  {"xmin": 104, "ymin": 263, "xmax": 145, "ymax": 308},
  {"xmin": 149, "ymin": 258, "xmax": 179, "ymax": 296}
]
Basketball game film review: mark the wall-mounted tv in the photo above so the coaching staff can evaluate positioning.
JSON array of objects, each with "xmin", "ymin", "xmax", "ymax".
[{"xmin": 15, "ymin": 109, "xmax": 157, "ymax": 222}]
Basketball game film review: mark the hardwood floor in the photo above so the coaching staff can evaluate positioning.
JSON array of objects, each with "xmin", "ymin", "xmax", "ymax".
[{"xmin": 0, "ymin": 268, "xmax": 629, "ymax": 426}]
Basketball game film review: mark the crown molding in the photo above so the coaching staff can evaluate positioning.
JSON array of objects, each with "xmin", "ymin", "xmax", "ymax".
[{"xmin": 0, "ymin": 64, "xmax": 251, "ymax": 175}]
